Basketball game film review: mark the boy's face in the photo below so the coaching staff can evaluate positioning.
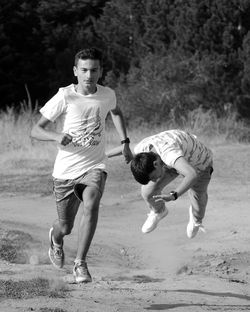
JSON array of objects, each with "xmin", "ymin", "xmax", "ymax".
[
  {"xmin": 148, "ymin": 155, "xmax": 164, "ymax": 182},
  {"xmin": 73, "ymin": 59, "xmax": 102, "ymax": 93}
]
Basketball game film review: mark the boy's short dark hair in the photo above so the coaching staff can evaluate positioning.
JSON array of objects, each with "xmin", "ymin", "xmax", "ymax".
[
  {"xmin": 74, "ymin": 47, "xmax": 103, "ymax": 67},
  {"xmin": 130, "ymin": 152, "xmax": 157, "ymax": 185}
]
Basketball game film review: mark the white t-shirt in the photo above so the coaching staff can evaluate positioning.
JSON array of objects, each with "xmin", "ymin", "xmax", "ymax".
[
  {"xmin": 40, "ymin": 84, "xmax": 116, "ymax": 179},
  {"xmin": 134, "ymin": 129, "xmax": 213, "ymax": 172}
]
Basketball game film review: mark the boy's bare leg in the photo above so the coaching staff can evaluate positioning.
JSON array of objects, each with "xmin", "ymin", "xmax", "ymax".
[
  {"xmin": 72, "ymin": 186, "xmax": 101, "ymax": 283},
  {"xmin": 49, "ymin": 196, "xmax": 79, "ymax": 269},
  {"xmin": 141, "ymin": 169, "xmax": 178, "ymax": 213},
  {"xmin": 76, "ymin": 186, "xmax": 101, "ymax": 261},
  {"xmin": 187, "ymin": 166, "xmax": 212, "ymax": 238},
  {"xmin": 51, "ymin": 221, "xmax": 66, "ymax": 244},
  {"xmin": 188, "ymin": 166, "xmax": 212, "ymax": 223}
]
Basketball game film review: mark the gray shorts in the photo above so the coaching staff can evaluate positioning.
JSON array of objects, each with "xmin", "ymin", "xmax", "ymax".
[{"xmin": 53, "ymin": 169, "xmax": 107, "ymax": 223}]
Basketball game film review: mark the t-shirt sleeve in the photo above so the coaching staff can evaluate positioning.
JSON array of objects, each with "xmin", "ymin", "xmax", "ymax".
[
  {"xmin": 134, "ymin": 139, "xmax": 183, "ymax": 167},
  {"xmin": 134, "ymin": 138, "xmax": 153, "ymax": 154},
  {"xmin": 134, "ymin": 144, "xmax": 141, "ymax": 154},
  {"xmin": 40, "ymin": 89, "xmax": 66, "ymax": 122},
  {"xmin": 107, "ymin": 88, "xmax": 117, "ymax": 111}
]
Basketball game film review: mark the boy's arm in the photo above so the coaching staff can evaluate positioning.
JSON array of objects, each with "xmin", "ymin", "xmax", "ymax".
[
  {"xmin": 154, "ymin": 156, "xmax": 198, "ymax": 202},
  {"xmin": 31, "ymin": 115, "xmax": 72, "ymax": 146},
  {"xmin": 106, "ymin": 144, "xmax": 136, "ymax": 158},
  {"xmin": 106, "ymin": 145, "xmax": 123, "ymax": 158},
  {"xmin": 110, "ymin": 105, "xmax": 133, "ymax": 163},
  {"xmin": 172, "ymin": 157, "xmax": 198, "ymax": 196}
]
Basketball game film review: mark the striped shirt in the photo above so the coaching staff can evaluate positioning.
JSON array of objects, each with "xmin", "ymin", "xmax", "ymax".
[{"xmin": 134, "ymin": 129, "xmax": 213, "ymax": 172}]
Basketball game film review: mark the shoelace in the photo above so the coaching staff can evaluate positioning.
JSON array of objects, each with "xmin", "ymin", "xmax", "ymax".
[
  {"xmin": 76, "ymin": 266, "xmax": 88, "ymax": 275},
  {"xmin": 196, "ymin": 223, "xmax": 206, "ymax": 233},
  {"xmin": 54, "ymin": 245, "xmax": 63, "ymax": 258},
  {"xmin": 74, "ymin": 261, "xmax": 88, "ymax": 273}
]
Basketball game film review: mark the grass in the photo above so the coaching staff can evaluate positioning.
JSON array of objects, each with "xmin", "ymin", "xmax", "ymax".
[
  {"xmin": 0, "ymin": 105, "xmax": 249, "ymax": 196},
  {"xmin": 0, "ymin": 226, "xmax": 69, "ymax": 303},
  {"xmin": 0, "ymin": 104, "xmax": 249, "ymax": 307},
  {"xmin": 0, "ymin": 277, "xmax": 68, "ymax": 299},
  {"xmin": 0, "ymin": 229, "xmax": 34, "ymax": 263}
]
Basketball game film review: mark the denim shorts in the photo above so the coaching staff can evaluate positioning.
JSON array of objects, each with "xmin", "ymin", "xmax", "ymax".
[{"xmin": 53, "ymin": 169, "xmax": 107, "ymax": 223}]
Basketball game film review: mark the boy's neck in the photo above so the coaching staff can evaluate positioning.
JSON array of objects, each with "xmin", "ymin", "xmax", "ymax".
[{"xmin": 75, "ymin": 84, "xmax": 97, "ymax": 95}]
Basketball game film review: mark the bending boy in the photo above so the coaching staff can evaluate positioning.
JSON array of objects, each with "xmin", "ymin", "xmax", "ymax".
[{"xmin": 108, "ymin": 129, "xmax": 213, "ymax": 238}]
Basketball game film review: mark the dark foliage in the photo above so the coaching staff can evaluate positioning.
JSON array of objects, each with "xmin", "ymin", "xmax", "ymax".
[{"xmin": 1, "ymin": 0, "xmax": 250, "ymax": 120}]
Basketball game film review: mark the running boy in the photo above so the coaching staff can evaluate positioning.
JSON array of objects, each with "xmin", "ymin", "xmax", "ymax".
[
  {"xmin": 31, "ymin": 48, "xmax": 133, "ymax": 283},
  {"xmin": 108, "ymin": 129, "xmax": 213, "ymax": 238}
]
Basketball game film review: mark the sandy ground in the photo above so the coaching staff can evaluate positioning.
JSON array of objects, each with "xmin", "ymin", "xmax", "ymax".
[{"xmin": 0, "ymin": 144, "xmax": 250, "ymax": 311}]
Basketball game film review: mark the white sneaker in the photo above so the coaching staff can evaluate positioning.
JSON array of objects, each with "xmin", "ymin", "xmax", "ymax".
[
  {"xmin": 73, "ymin": 260, "xmax": 92, "ymax": 283},
  {"xmin": 186, "ymin": 206, "xmax": 205, "ymax": 239},
  {"xmin": 48, "ymin": 228, "xmax": 64, "ymax": 269},
  {"xmin": 142, "ymin": 208, "xmax": 168, "ymax": 234}
]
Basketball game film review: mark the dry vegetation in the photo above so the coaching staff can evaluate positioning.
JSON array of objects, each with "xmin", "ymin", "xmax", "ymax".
[
  {"xmin": 0, "ymin": 105, "xmax": 249, "ymax": 310},
  {"xmin": 1, "ymin": 104, "xmax": 249, "ymax": 162},
  {"xmin": 0, "ymin": 104, "xmax": 249, "ymax": 197}
]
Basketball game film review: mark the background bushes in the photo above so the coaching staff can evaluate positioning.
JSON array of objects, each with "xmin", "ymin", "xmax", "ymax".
[{"xmin": 1, "ymin": 0, "xmax": 250, "ymax": 124}]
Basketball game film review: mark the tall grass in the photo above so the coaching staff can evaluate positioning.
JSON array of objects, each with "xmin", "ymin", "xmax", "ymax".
[
  {"xmin": 107, "ymin": 107, "xmax": 250, "ymax": 147},
  {"xmin": 0, "ymin": 104, "xmax": 249, "ymax": 172},
  {"xmin": 0, "ymin": 104, "xmax": 56, "ymax": 172}
]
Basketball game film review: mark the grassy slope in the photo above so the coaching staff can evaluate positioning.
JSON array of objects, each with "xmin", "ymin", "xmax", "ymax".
[{"xmin": 0, "ymin": 108, "xmax": 249, "ymax": 196}]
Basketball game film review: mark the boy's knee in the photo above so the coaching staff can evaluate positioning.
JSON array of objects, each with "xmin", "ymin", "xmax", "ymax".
[
  {"xmin": 142, "ymin": 192, "xmax": 165, "ymax": 211},
  {"xmin": 141, "ymin": 187, "xmax": 159, "ymax": 204},
  {"xmin": 59, "ymin": 223, "xmax": 73, "ymax": 235},
  {"xmin": 141, "ymin": 185, "xmax": 154, "ymax": 201},
  {"xmin": 141, "ymin": 191, "xmax": 151, "ymax": 202}
]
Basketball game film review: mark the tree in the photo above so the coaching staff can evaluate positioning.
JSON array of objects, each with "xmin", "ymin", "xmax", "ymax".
[
  {"xmin": 99, "ymin": 0, "xmax": 250, "ymax": 119},
  {"xmin": 0, "ymin": 0, "xmax": 44, "ymax": 108},
  {"xmin": 36, "ymin": 0, "xmax": 107, "ymax": 98},
  {"xmin": 0, "ymin": 0, "xmax": 108, "ymax": 108}
]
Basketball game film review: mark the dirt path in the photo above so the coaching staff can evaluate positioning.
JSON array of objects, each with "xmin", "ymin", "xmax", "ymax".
[{"xmin": 0, "ymin": 144, "xmax": 250, "ymax": 311}]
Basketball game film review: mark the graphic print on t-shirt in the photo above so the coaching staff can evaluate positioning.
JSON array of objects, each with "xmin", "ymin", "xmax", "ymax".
[{"xmin": 68, "ymin": 107, "xmax": 103, "ymax": 147}]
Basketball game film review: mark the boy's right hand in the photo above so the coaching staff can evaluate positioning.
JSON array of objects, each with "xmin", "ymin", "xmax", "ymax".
[{"xmin": 122, "ymin": 144, "xmax": 134, "ymax": 164}]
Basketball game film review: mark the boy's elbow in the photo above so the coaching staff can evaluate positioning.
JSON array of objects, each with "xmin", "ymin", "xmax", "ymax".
[
  {"xmin": 191, "ymin": 169, "xmax": 198, "ymax": 181},
  {"xmin": 185, "ymin": 167, "xmax": 198, "ymax": 183}
]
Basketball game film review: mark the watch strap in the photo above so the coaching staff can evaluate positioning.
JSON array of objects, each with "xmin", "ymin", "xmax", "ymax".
[{"xmin": 121, "ymin": 138, "xmax": 130, "ymax": 144}]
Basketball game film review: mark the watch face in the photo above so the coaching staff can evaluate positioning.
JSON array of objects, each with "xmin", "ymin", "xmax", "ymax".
[{"xmin": 170, "ymin": 191, "xmax": 177, "ymax": 200}]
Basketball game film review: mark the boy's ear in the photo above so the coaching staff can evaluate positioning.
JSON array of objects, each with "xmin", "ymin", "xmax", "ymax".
[{"xmin": 153, "ymin": 159, "xmax": 158, "ymax": 168}]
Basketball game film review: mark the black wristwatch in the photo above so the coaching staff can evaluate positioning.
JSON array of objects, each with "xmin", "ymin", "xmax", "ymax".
[
  {"xmin": 121, "ymin": 138, "xmax": 130, "ymax": 144},
  {"xmin": 170, "ymin": 191, "xmax": 178, "ymax": 200}
]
